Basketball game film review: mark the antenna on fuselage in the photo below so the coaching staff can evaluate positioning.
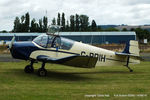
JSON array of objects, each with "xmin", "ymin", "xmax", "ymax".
[{"xmin": 46, "ymin": 25, "xmax": 62, "ymax": 36}]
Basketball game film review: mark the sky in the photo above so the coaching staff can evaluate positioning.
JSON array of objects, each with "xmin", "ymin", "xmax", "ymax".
[{"xmin": 0, "ymin": 0, "xmax": 150, "ymax": 31}]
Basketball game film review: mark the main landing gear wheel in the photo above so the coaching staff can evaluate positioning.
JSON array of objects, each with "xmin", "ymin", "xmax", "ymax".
[
  {"xmin": 24, "ymin": 65, "xmax": 34, "ymax": 73},
  {"xmin": 130, "ymin": 69, "xmax": 133, "ymax": 72},
  {"xmin": 37, "ymin": 68, "xmax": 47, "ymax": 76},
  {"xmin": 37, "ymin": 62, "xmax": 47, "ymax": 77}
]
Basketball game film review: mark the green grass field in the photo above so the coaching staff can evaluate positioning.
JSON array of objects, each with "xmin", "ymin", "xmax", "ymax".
[{"xmin": 0, "ymin": 61, "xmax": 150, "ymax": 100}]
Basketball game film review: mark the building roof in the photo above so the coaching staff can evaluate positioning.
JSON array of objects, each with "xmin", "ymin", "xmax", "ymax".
[
  {"xmin": 61, "ymin": 32, "xmax": 136, "ymax": 35},
  {"xmin": 0, "ymin": 32, "xmax": 136, "ymax": 36}
]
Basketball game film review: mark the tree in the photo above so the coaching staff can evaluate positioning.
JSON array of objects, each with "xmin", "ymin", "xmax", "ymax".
[
  {"xmin": 143, "ymin": 29, "xmax": 149, "ymax": 39},
  {"xmin": 70, "ymin": 15, "xmax": 75, "ymax": 31},
  {"xmin": 39, "ymin": 19, "xmax": 43, "ymax": 32},
  {"xmin": 97, "ymin": 25, "xmax": 102, "ymax": 31},
  {"xmin": 130, "ymin": 28, "xmax": 135, "ymax": 31},
  {"xmin": 35, "ymin": 23, "xmax": 39, "ymax": 32},
  {"xmin": 30, "ymin": 18, "xmax": 39, "ymax": 32},
  {"xmin": 75, "ymin": 14, "xmax": 79, "ymax": 31},
  {"xmin": 79, "ymin": 15, "xmax": 89, "ymax": 31},
  {"xmin": 30, "ymin": 18, "xmax": 35, "ymax": 32},
  {"xmin": 0, "ymin": 30, "xmax": 8, "ymax": 33},
  {"xmin": 135, "ymin": 28, "xmax": 144, "ymax": 41},
  {"xmin": 21, "ymin": 15, "xmax": 25, "ymax": 24},
  {"xmin": 135, "ymin": 28, "xmax": 150, "ymax": 42},
  {"xmin": 20, "ymin": 15, "xmax": 25, "ymax": 32},
  {"xmin": 57, "ymin": 13, "xmax": 61, "ymax": 26},
  {"xmin": 25, "ymin": 12, "xmax": 30, "ymax": 32},
  {"xmin": 61, "ymin": 13, "xmax": 65, "ymax": 31},
  {"xmin": 66, "ymin": 20, "xmax": 70, "ymax": 31},
  {"xmin": 51, "ymin": 18, "xmax": 56, "ymax": 25},
  {"xmin": 105, "ymin": 27, "xmax": 119, "ymax": 31},
  {"xmin": 13, "ymin": 17, "xmax": 20, "ymax": 32},
  {"xmin": 91, "ymin": 20, "xmax": 97, "ymax": 31},
  {"xmin": 122, "ymin": 28, "xmax": 127, "ymax": 31},
  {"xmin": 43, "ymin": 16, "xmax": 48, "ymax": 32}
]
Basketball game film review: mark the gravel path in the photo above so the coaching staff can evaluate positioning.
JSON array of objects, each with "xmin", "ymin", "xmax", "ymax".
[
  {"xmin": 0, "ymin": 54, "xmax": 21, "ymax": 62},
  {"xmin": 140, "ymin": 53, "xmax": 150, "ymax": 61}
]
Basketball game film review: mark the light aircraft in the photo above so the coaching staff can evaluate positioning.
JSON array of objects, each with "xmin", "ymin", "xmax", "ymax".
[{"xmin": 8, "ymin": 26, "xmax": 140, "ymax": 76}]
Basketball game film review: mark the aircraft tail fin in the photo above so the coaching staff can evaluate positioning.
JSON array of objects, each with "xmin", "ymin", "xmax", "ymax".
[
  {"xmin": 122, "ymin": 40, "xmax": 140, "ymax": 57},
  {"xmin": 115, "ymin": 40, "xmax": 140, "ymax": 72},
  {"xmin": 115, "ymin": 40, "xmax": 140, "ymax": 64}
]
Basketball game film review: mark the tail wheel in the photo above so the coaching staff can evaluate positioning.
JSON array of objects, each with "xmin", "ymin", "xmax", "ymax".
[
  {"xmin": 37, "ymin": 68, "xmax": 47, "ymax": 77},
  {"xmin": 24, "ymin": 65, "xmax": 34, "ymax": 73}
]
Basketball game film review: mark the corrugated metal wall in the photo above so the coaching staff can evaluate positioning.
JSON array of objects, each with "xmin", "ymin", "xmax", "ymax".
[
  {"xmin": 62, "ymin": 35, "xmax": 135, "ymax": 44},
  {"xmin": 0, "ymin": 32, "xmax": 136, "ymax": 44}
]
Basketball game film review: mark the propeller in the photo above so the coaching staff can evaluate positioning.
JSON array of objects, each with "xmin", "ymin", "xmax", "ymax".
[{"xmin": 8, "ymin": 35, "xmax": 15, "ymax": 49}]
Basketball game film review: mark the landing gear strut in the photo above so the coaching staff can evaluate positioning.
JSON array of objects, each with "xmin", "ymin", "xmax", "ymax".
[
  {"xmin": 37, "ymin": 62, "xmax": 47, "ymax": 76},
  {"xmin": 24, "ymin": 60, "xmax": 34, "ymax": 73},
  {"xmin": 125, "ymin": 56, "xmax": 133, "ymax": 72}
]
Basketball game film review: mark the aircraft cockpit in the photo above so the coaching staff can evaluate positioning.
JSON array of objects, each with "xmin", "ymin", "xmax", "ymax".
[{"xmin": 33, "ymin": 34, "xmax": 74, "ymax": 50}]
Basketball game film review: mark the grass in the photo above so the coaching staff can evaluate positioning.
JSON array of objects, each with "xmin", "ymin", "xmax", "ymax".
[{"xmin": 0, "ymin": 61, "xmax": 150, "ymax": 100}]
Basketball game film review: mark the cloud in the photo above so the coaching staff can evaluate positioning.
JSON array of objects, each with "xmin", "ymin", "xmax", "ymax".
[
  {"xmin": 0, "ymin": 0, "xmax": 150, "ymax": 31},
  {"xmin": 122, "ymin": 0, "xmax": 150, "ymax": 5}
]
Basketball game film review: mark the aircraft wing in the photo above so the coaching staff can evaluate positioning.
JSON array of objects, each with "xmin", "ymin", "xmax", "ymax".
[{"xmin": 37, "ymin": 55, "xmax": 98, "ymax": 68}]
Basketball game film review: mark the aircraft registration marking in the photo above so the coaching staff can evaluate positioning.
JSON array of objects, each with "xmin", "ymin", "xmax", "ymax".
[{"xmin": 81, "ymin": 51, "xmax": 106, "ymax": 62}]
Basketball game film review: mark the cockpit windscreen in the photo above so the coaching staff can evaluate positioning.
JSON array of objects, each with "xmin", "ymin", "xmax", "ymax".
[{"xmin": 33, "ymin": 34, "xmax": 74, "ymax": 50}]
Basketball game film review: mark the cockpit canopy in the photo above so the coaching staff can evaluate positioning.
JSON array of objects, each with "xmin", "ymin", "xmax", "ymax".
[{"xmin": 33, "ymin": 34, "xmax": 74, "ymax": 50}]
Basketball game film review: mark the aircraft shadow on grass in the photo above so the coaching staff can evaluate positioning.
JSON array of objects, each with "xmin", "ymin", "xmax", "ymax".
[
  {"xmin": 10, "ymin": 69, "xmax": 91, "ymax": 81},
  {"xmin": 10, "ymin": 69, "xmax": 141, "ymax": 81}
]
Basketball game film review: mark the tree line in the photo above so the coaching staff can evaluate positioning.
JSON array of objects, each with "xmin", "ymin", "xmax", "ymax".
[
  {"xmin": 120, "ymin": 28, "xmax": 150, "ymax": 41},
  {"xmin": 131, "ymin": 28, "xmax": 150, "ymax": 42},
  {"xmin": 13, "ymin": 12, "xmax": 48, "ymax": 32},
  {"xmin": 13, "ymin": 12, "xmax": 100, "ymax": 32},
  {"xmin": 11, "ymin": 12, "xmax": 150, "ymax": 42}
]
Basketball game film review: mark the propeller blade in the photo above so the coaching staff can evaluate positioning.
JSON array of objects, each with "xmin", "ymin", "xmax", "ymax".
[{"xmin": 9, "ymin": 35, "xmax": 15, "ymax": 49}]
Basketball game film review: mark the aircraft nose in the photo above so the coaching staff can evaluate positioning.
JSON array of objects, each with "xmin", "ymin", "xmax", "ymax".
[
  {"xmin": 10, "ymin": 42, "xmax": 28, "ymax": 60},
  {"xmin": 10, "ymin": 42, "xmax": 39, "ymax": 60},
  {"xmin": 10, "ymin": 43, "xmax": 18, "ymax": 59}
]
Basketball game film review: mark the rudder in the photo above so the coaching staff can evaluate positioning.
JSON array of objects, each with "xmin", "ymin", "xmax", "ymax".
[{"xmin": 123, "ymin": 40, "xmax": 140, "ymax": 56}]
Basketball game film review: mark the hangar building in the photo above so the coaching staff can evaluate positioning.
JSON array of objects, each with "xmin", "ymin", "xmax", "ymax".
[{"xmin": 0, "ymin": 32, "xmax": 136, "ymax": 44}]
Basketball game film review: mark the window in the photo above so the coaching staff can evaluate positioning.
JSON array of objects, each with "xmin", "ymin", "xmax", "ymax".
[
  {"xmin": 33, "ymin": 34, "xmax": 74, "ymax": 50},
  {"xmin": 47, "ymin": 35, "xmax": 55, "ymax": 48},
  {"xmin": 33, "ymin": 34, "xmax": 48, "ymax": 48},
  {"xmin": 60, "ymin": 37, "xmax": 74, "ymax": 50},
  {"xmin": 51, "ymin": 36, "xmax": 61, "ymax": 48}
]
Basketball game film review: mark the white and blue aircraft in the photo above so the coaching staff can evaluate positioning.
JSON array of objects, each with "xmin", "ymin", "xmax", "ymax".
[{"xmin": 8, "ymin": 26, "xmax": 140, "ymax": 76}]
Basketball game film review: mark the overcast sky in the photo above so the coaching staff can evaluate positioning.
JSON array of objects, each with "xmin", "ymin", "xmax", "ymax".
[{"xmin": 0, "ymin": 0, "xmax": 150, "ymax": 31}]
